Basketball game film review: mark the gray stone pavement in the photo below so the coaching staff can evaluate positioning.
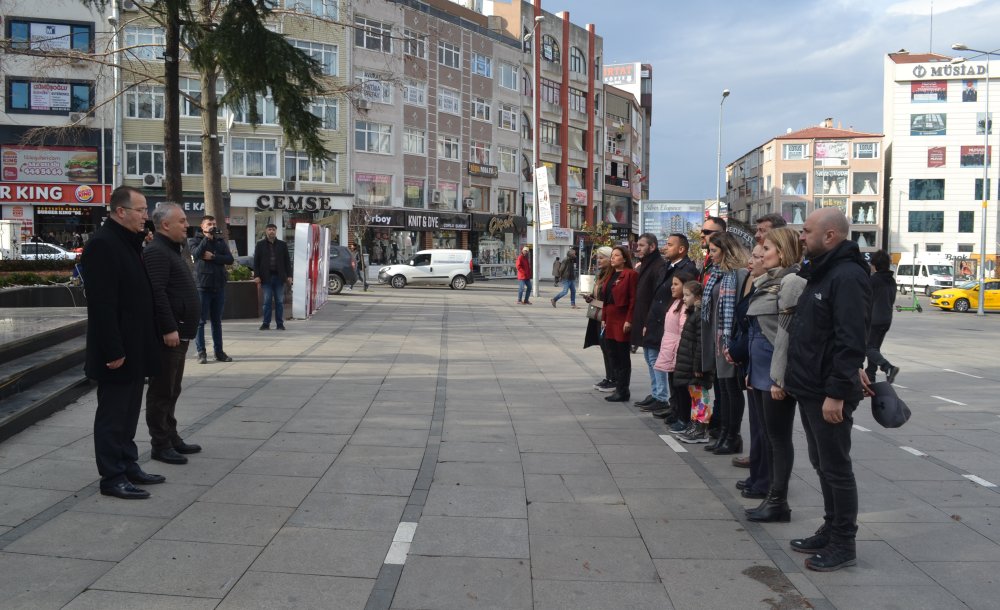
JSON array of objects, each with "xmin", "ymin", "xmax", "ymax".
[{"xmin": 1, "ymin": 281, "xmax": 999, "ymax": 609}]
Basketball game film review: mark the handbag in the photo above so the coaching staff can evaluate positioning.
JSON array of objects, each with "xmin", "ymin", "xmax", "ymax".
[{"xmin": 586, "ymin": 299, "xmax": 603, "ymax": 321}]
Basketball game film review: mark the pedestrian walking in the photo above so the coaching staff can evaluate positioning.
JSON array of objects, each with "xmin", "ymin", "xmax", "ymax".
[
  {"xmin": 552, "ymin": 256, "xmax": 561, "ymax": 287},
  {"xmin": 254, "ymin": 224, "xmax": 292, "ymax": 330},
  {"xmin": 551, "ymin": 248, "xmax": 578, "ymax": 308},
  {"xmin": 516, "ymin": 246, "xmax": 533, "ymax": 304},
  {"xmin": 189, "ymin": 215, "xmax": 234, "ymax": 364},
  {"xmin": 584, "ymin": 247, "xmax": 615, "ymax": 391},
  {"xmin": 865, "ymin": 250, "xmax": 900, "ymax": 383},
  {"xmin": 601, "ymin": 246, "xmax": 637, "ymax": 402}
]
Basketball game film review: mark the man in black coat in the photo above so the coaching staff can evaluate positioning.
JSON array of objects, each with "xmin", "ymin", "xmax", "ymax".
[
  {"xmin": 144, "ymin": 203, "xmax": 203, "ymax": 466},
  {"xmin": 82, "ymin": 186, "xmax": 163, "ymax": 499},
  {"xmin": 189, "ymin": 215, "xmax": 234, "ymax": 363},
  {"xmin": 630, "ymin": 233, "xmax": 667, "ymax": 410},
  {"xmin": 253, "ymin": 223, "xmax": 292, "ymax": 330},
  {"xmin": 784, "ymin": 208, "xmax": 871, "ymax": 572}
]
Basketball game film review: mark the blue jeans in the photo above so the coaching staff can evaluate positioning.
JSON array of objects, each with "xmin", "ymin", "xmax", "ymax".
[
  {"xmin": 518, "ymin": 279, "xmax": 532, "ymax": 302},
  {"xmin": 643, "ymin": 346, "xmax": 670, "ymax": 402},
  {"xmin": 261, "ymin": 276, "xmax": 285, "ymax": 326},
  {"xmin": 195, "ymin": 289, "xmax": 225, "ymax": 356},
  {"xmin": 553, "ymin": 279, "xmax": 575, "ymax": 305}
]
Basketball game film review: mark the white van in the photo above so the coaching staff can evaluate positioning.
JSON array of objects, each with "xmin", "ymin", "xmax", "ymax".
[
  {"xmin": 895, "ymin": 254, "xmax": 955, "ymax": 296},
  {"xmin": 377, "ymin": 249, "xmax": 474, "ymax": 290}
]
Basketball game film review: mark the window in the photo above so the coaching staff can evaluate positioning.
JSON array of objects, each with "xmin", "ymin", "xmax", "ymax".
[
  {"xmin": 356, "ymin": 71, "xmax": 392, "ymax": 105},
  {"xmin": 494, "ymin": 104, "xmax": 516, "ymax": 132},
  {"xmin": 8, "ymin": 19, "xmax": 93, "ymax": 52},
  {"xmin": 498, "ymin": 146, "xmax": 517, "ymax": 174},
  {"xmin": 438, "ymin": 87, "xmax": 461, "ymax": 114},
  {"xmin": 403, "ymin": 128, "xmax": 425, "ymax": 155},
  {"xmin": 925, "ymin": 244, "xmax": 942, "ymax": 252},
  {"xmin": 854, "ymin": 142, "xmax": 879, "ymax": 159},
  {"xmin": 568, "ymin": 127, "xmax": 585, "ymax": 151},
  {"xmin": 233, "ymin": 94, "xmax": 278, "ymax": 125},
  {"xmin": 309, "ymin": 97, "xmax": 338, "ymax": 129},
  {"xmin": 958, "ymin": 244, "xmax": 974, "ymax": 253},
  {"xmin": 959, "ymin": 211, "xmax": 975, "ymax": 233},
  {"xmin": 125, "ymin": 143, "xmax": 164, "ymax": 177},
  {"xmin": 231, "ymin": 137, "xmax": 278, "ymax": 177},
  {"xmin": 438, "ymin": 136, "xmax": 460, "ymax": 161},
  {"xmin": 472, "ymin": 97, "xmax": 491, "ymax": 122},
  {"xmin": 124, "ymin": 25, "xmax": 165, "ymax": 60},
  {"xmin": 908, "ymin": 211, "xmax": 944, "ymax": 232},
  {"xmin": 7, "ymin": 79, "xmax": 93, "ymax": 114},
  {"xmin": 354, "ymin": 120, "xmax": 392, "ymax": 154},
  {"xmin": 404, "ymin": 178, "xmax": 424, "ymax": 208},
  {"xmin": 497, "ymin": 188, "xmax": 516, "ymax": 214},
  {"xmin": 285, "ymin": 150, "xmax": 337, "ymax": 183},
  {"xmin": 570, "ymin": 47, "xmax": 586, "ymax": 74},
  {"xmin": 540, "ymin": 78, "xmax": 560, "ymax": 105},
  {"xmin": 569, "ymin": 88, "xmax": 586, "ymax": 113},
  {"xmin": 540, "ymin": 120, "xmax": 558, "ymax": 145},
  {"xmin": 470, "ymin": 141, "xmax": 490, "ymax": 165},
  {"xmin": 542, "ymin": 161, "xmax": 559, "ymax": 184},
  {"xmin": 179, "ymin": 77, "xmax": 201, "ymax": 117},
  {"xmin": 126, "ymin": 84, "xmax": 165, "ymax": 119},
  {"xmin": 356, "ymin": 173, "xmax": 392, "ymax": 207},
  {"xmin": 499, "ymin": 62, "xmax": 518, "ymax": 90},
  {"xmin": 438, "ymin": 41, "xmax": 460, "ymax": 69},
  {"xmin": 782, "ymin": 172, "xmax": 807, "ymax": 195},
  {"xmin": 402, "ymin": 79, "xmax": 426, "ymax": 106},
  {"xmin": 521, "ymin": 113, "xmax": 531, "ymax": 140},
  {"xmin": 179, "ymin": 135, "xmax": 203, "ymax": 175},
  {"xmin": 975, "ymin": 178, "xmax": 993, "ymax": 200},
  {"xmin": 437, "ymin": 181, "xmax": 459, "ymax": 209},
  {"xmin": 290, "ymin": 39, "xmax": 338, "ymax": 75},
  {"xmin": 471, "ymin": 53, "xmax": 492, "ymax": 77},
  {"xmin": 285, "ymin": 0, "xmax": 338, "ymax": 18},
  {"xmin": 403, "ymin": 29, "xmax": 426, "ymax": 58},
  {"xmin": 567, "ymin": 166, "xmax": 584, "ymax": 188},
  {"xmin": 541, "ymin": 34, "xmax": 560, "ymax": 63},
  {"xmin": 782, "ymin": 143, "xmax": 808, "ymax": 160},
  {"xmin": 354, "ymin": 17, "xmax": 392, "ymax": 53},
  {"xmin": 909, "ymin": 179, "xmax": 945, "ymax": 200},
  {"xmin": 853, "ymin": 172, "xmax": 878, "ymax": 195}
]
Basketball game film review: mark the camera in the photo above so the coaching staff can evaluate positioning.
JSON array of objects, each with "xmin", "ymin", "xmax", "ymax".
[{"xmin": 208, "ymin": 227, "xmax": 222, "ymax": 236}]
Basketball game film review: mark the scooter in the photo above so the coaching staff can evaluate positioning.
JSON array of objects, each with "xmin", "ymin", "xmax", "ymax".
[{"xmin": 896, "ymin": 277, "xmax": 922, "ymax": 313}]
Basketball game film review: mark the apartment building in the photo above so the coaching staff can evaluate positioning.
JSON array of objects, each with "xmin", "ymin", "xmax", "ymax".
[
  {"xmin": 603, "ymin": 62, "xmax": 652, "ymax": 203},
  {"xmin": 603, "ymin": 85, "xmax": 645, "ymax": 239},
  {"xmin": 726, "ymin": 119, "xmax": 885, "ymax": 252}
]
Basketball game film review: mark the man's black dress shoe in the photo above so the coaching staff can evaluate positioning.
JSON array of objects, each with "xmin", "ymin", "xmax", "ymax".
[
  {"xmin": 151, "ymin": 447, "xmax": 189, "ymax": 464},
  {"xmin": 633, "ymin": 395, "xmax": 656, "ymax": 408},
  {"xmin": 174, "ymin": 440, "xmax": 202, "ymax": 454},
  {"xmin": 101, "ymin": 481, "xmax": 150, "ymax": 500},
  {"xmin": 605, "ymin": 392, "xmax": 630, "ymax": 402},
  {"xmin": 127, "ymin": 469, "xmax": 165, "ymax": 485},
  {"xmin": 215, "ymin": 352, "xmax": 233, "ymax": 362}
]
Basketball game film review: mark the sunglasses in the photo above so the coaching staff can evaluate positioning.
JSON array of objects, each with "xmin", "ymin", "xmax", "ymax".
[{"xmin": 701, "ymin": 229, "xmax": 718, "ymax": 236}]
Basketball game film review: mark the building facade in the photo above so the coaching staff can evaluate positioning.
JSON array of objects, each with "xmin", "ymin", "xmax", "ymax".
[{"xmin": 602, "ymin": 85, "xmax": 645, "ymax": 239}]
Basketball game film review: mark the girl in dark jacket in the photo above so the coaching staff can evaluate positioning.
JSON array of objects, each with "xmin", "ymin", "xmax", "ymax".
[
  {"xmin": 675, "ymin": 281, "xmax": 715, "ymax": 443},
  {"xmin": 865, "ymin": 250, "xmax": 900, "ymax": 383}
]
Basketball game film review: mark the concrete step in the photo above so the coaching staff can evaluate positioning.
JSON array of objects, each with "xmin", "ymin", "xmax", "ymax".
[
  {"xmin": 0, "ymin": 336, "xmax": 86, "ymax": 401},
  {"xmin": 0, "ymin": 367, "xmax": 91, "ymax": 443}
]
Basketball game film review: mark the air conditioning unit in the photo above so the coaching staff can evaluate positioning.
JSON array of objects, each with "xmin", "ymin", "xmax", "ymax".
[
  {"xmin": 463, "ymin": 198, "xmax": 475, "ymax": 209},
  {"xmin": 68, "ymin": 112, "xmax": 89, "ymax": 124},
  {"xmin": 284, "ymin": 180, "xmax": 297, "ymax": 191},
  {"xmin": 122, "ymin": 0, "xmax": 140, "ymax": 10},
  {"xmin": 431, "ymin": 189, "xmax": 442, "ymax": 204},
  {"xmin": 357, "ymin": 99, "xmax": 372, "ymax": 111},
  {"xmin": 142, "ymin": 173, "xmax": 164, "ymax": 187}
]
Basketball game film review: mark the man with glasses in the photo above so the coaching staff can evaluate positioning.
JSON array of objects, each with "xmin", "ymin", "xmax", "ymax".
[
  {"xmin": 700, "ymin": 216, "xmax": 727, "ymax": 279},
  {"xmin": 82, "ymin": 186, "xmax": 164, "ymax": 499},
  {"xmin": 189, "ymin": 216, "xmax": 234, "ymax": 364}
]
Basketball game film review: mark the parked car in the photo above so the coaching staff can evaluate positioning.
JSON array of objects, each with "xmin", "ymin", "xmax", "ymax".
[
  {"xmin": 235, "ymin": 244, "xmax": 358, "ymax": 295},
  {"xmin": 19, "ymin": 242, "xmax": 79, "ymax": 260},
  {"xmin": 377, "ymin": 249, "xmax": 474, "ymax": 290},
  {"xmin": 930, "ymin": 280, "xmax": 1000, "ymax": 312}
]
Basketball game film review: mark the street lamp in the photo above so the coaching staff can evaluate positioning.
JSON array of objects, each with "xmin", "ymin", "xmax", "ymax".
[
  {"xmin": 715, "ymin": 89, "xmax": 731, "ymax": 213},
  {"xmin": 952, "ymin": 43, "xmax": 1000, "ymax": 316},
  {"xmin": 524, "ymin": 15, "xmax": 544, "ymax": 297}
]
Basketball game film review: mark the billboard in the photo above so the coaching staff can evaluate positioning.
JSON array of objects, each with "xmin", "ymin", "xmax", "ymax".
[
  {"xmin": 603, "ymin": 63, "xmax": 638, "ymax": 87},
  {"xmin": 641, "ymin": 201, "xmax": 704, "ymax": 242},
  {"xmin": 2, "ymin": 145, "xmax": 99, "ymax": 183}
]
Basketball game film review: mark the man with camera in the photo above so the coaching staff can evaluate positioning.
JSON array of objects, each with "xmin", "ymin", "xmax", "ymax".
[{"xmin": 189, "ymin": 215, "xmax": 234, "ymax": 364}]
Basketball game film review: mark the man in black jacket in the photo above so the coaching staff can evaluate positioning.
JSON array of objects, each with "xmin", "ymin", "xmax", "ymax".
[
  {"xmin": 82, "ymin": 186, "xmax": 163, "ymax": 499},
  {"xmin": 189, "ymin": 215, "xmax": 234, "ymax": 363},
  {"xmin": 784, "ymin": 208, "xmax": 871, "ymax": 572},
  {"xmin": 144, "ymin": 203, "xmax": 203, "ymax": 466},
  {"xmin": 253, "ymin": 223, "xmax": 292, "ymax": 330},
  {"xmin": 631, "ymin": 233, "xmax": 667, "ymax": 410}
]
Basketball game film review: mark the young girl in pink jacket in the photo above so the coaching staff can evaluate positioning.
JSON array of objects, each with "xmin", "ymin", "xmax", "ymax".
[{"xmin": 654, "ymin": 273, "xmax": 692, "ymax": 374}]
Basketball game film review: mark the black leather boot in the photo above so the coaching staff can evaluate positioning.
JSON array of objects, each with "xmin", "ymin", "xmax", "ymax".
[
  {"xmin": 704, "ymin": 425, "xmax": 725, "ymax": 451},
  {"xmin": 713, "ymin": 432, "xmax": 743, "ymax": 455},
  {"xmin": 746, "ymin": 490, "xmax": 791, "ymax": 522}
]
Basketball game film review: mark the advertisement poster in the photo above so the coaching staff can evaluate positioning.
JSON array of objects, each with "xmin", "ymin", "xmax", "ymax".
[
  {"xmin": 927, "ymin": 147, "xmax": 947, "ymax": 168},
  {"xmin": 2, "ymin": 146, "xmax": 99, "ymax": 183},
  {"xmin": 292, "ymin": 223, "xmax": 329, "ymax": 319},
  {"xmin": 911, "ymin": 113, "xmax": 947, "ymax": 136},
  {"xmin": 962, "ymin": 80, "xmax": 978, "ymax": 102},
  {"xmin": 960, "ymin": 145, "xmax": 992, "ymax": 168},
  {"xmin": 30, "ymin": 23, "xmax": 71, "ymax": 50},
  {"xmin": 640, "ymin": 201, "xmax": 703, "ymax": 242},
  {"xmin": 535, "ymin": 165, "xmax": 553, "ymax": 231},
  {"xmin": 28, "ymin": 82, "xmax": 72, "ymax": 111},
  {"xmin": 814, "ymin": 142, "xmax": 850, "ymax": 166},
  {"xmin": 2, "ymin": 205, "xmax": 34, "ymax": 241},
  {"xmin": 911, "ymin": 80, "xmax": 948, "ymax": 103}
]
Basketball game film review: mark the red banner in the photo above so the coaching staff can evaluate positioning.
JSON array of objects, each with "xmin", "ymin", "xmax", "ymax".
[{"xmin": 0, "ymin": 183, "xmax": 111, "ymax": 205}]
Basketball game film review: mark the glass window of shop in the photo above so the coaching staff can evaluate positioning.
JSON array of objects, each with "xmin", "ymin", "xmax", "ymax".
[
  {"xmin": 477, "ymin": 233, "xmax": 517, "ymax": 279},
  {"xmin": 437, "ymin": 181, "xmax": 459, "ymax": 210},
  {"xmin": 432, "ymin": 230, "xmax": 457, "ymax": 249},
  {"xmin": 356, "ymin": 173, "xmax": 392, "ymax": 207},
  {"xmin": 404, "ymin": 178, "xmax": 424, "ymax": 208},
  {"xmin": 497, "ymin": 189, "xmax": 516, "ymax": 214}
]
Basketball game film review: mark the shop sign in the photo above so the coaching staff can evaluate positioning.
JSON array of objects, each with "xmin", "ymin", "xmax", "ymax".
[
  {"xmin": 360, "ymin": 208, "xmax": 404, "ymax": 228},
  {"xmin": 147, "ymin": 194, "xmax": 231, "ymax": 218},
  {"xmin": 488, "ymin": 215, "xmax": 525, "ymax": 235},
  {"xmin": 467, "ymin": 162, "xmax": 498, "ymax": 178},
  {"xmin": 0, "ymin": 182, "xmax": 110, "ymax": 205},
  {"xmin": 256, "ymin": 194, "xmax": 334, "ymax": 211},
  {"xmin": 2, "ymin": 145, "xmax": 99, "ymax": 183},
  {"xmin": 907, "ymin": 61, "xmax": 987, "ymax": 81},
  {"xmin": 405, "ymin": 210, "xmax": 470, "ymax": 231},
  {"xmin": 603, "ymin": 63, "xmax": 637, "ymax": 86}
]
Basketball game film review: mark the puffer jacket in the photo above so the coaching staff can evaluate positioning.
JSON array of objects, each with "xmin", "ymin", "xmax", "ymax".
[
  {"xmin": 673, "ymin": 304, "xmax": 715, "ymax": 388},
  {"xmin": 654, "ymin": 299, "xmax": 686, "ymax": 372}
]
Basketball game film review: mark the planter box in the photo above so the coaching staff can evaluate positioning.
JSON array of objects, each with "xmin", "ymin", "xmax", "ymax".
[{"xmin": 222, "ymin": 281, "xmax": 260, "ymax": 320}]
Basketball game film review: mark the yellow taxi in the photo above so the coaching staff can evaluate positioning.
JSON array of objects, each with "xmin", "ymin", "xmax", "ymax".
[{"xmin": 930, "ymin": 280, "xmax": 1000, "ymax": 312}]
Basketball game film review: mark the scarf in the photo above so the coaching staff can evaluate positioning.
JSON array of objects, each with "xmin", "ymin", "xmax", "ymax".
[
  {"xmin": 701, "ymin": 266, "xmax": 722, "ymax": 324},
  {"xmin": 716, "ymin": 269, "xmax": 739, "ymax": 342}
]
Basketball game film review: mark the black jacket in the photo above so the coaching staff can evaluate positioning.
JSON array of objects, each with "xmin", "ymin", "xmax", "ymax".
[
  {"xmin": 870, "ymin": 270, "xmax": 896, "ymax": 327},
  {"xmin": 144, "ymin": 232, "xmax": 201, "ymax": 341},
  {"xmin": 784, "ymin": 240, "xmax": 871, "ymax": 402},
  {"xmin": 557, "ymin": 255, "xmax": 577, "ymax": 280},
  {"xmin": 188, "ymin": 231, "xmax": 234, "ymax": 292},
  {"xmin": 642, "ymin": 257, "xmax": 698, "ymax": 348},
  {"xmin": 673, "ymin": 304, "xmax": 714, "ymax": 387},
  {"xmin": 630, "ymin": 252, "xmax": 666, "ymax": 346},
  {"xmin": 253, "ymin": 238, "xmax": 292, "ymax": 283},
  {"xmin": 81, "ymin": 219, "xmax": 161, "ymax": 382}
]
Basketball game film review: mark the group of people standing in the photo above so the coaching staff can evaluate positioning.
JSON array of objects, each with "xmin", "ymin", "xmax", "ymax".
[{"xmin": 580, "ymin": 208, "xmax": 895, "ymax": 573}]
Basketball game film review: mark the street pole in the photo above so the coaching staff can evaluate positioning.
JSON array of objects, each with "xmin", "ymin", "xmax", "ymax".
[
  {"xmin": 715, "ymin": 89, "xmax": 730, "ymax": 212},
  {"xmin": 527, "ymin": 16, "xmax": 543, "ymax": 297}
]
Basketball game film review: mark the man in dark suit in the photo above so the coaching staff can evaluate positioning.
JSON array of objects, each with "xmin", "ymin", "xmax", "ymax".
[
  {"xmin": 144, "ymin": 203, "xmax": 203, "ymax": 466},
  {"xmin": 253, "ymin": 223, "xmax": 292, "ymax": 330},
  {"xmin": 81, "ymin": 186, "xmax": 163, "ymax": 499},
  {"xmin": 189, "ymin": 215, "xmax": 234, "ymax": 363},
  {"xmin": 631, "ymin": 233, "xmax": 667, "ymax": 410}
]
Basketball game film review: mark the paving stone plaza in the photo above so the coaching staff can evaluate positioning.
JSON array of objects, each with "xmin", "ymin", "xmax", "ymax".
[{"xmin": 1, "ymin": 282, "xmax": 999, "ymax": 609}]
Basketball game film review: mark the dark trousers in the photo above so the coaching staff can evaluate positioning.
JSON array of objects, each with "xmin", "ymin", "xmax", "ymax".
[
  {"xmin": 865, "ymin": 323, "xmax": 892, "ymax": 378},
  {"xmin": 746, "ymin": 389, "xmax": 770, "ymax": 494},
  {"xmin": 605, "ymin": 338, "xmax": 632, "ymax": 395},
  {"xmin": 95, "ymin": 378, "xmax": 145, "ymax": 487},
  {"xmin": 798, "ymin": 396, "xmax": 859, "ymax": 544},
  {"xmin": 714, "ymin": 376, "xmax": 745, "ymax": 436},
  {"xmin": 261, "ymin": 276, "xmax": 285, "ymax": 326},
  {"xmin": 146, "ymin": 341, "xmax": 189, "ymax": 451},
  {"xmin": 600, "ymin": 335, "xmax": 616, "ymax": 383},
  {"xmin": 669, "ymin": 374, "xmax": 690, "ymax": 424},
  {"xmin": 195, "ymin": 289, "xmax": 225, "ymax": 356},
  {"xmin": 762, "ymin": 392, "xmax": 797, "ymax": 493}
]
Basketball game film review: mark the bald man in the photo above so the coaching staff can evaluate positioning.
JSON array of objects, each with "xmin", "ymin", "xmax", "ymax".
[{"xmin": 783, "ymin": 208, "xmax": 870, "ymax": 572}]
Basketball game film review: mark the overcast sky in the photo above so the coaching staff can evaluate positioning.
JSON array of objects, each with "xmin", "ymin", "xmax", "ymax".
[{"xmin": 562, "ymin": 0, "xmax": 1000, "ymax": 200}]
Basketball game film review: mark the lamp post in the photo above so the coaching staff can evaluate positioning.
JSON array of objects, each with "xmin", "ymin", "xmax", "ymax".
[
  {"xmin": 524, "ymin": 15, "xmax": 544, "ymax": 297},
  {"xmin": 952, "ymin": 44, "xmax": 1000, "ymax": 316},
  {"xmin": 715, "ymin": 89, "xmax": 731, "ymax": 214}
]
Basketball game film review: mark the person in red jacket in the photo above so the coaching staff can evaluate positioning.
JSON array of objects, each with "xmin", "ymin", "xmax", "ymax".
[
  {"xmin": 516, "ymin": 246, "xmax": 533, "ymax": 304},
  {"xmin": 602, "ymin": 245, "xmax": 638, "ymax": 401}
]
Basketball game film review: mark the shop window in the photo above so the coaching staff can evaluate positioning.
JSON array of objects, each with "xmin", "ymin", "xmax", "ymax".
[
  {"xmin": 781, "ymin": 201, "xmax": 807, "ymax": 224},
  {"xmin": 355, "ymin": 173, "xmax": 392, "ymax": 206},
  {"xmin": 852, "ymin": 172, "xmax": 878, "ymax": 195},
  {"xmin": 404, "ymin": 178, "xmax": 424, "ymax": 208},
  {"xmin": 851, "ymin": 202, "xmax": 876, "ymax": 225},
  {"xmin": 815, "ymin": 170, "xmax": 847, "ymax": 196}
]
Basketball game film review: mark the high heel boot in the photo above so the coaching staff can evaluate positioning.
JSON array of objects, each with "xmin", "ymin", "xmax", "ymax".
[
  {"xmin": 713, "ymin": 432, "xmax": 743, "ymax": 455},
  {"xmin": 704, "ymin": 425, "xmax": 725, "ymax": 451},
  {"xmin": 746, "ymin": 490, "xmax": 791, "ymax": 523}
]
